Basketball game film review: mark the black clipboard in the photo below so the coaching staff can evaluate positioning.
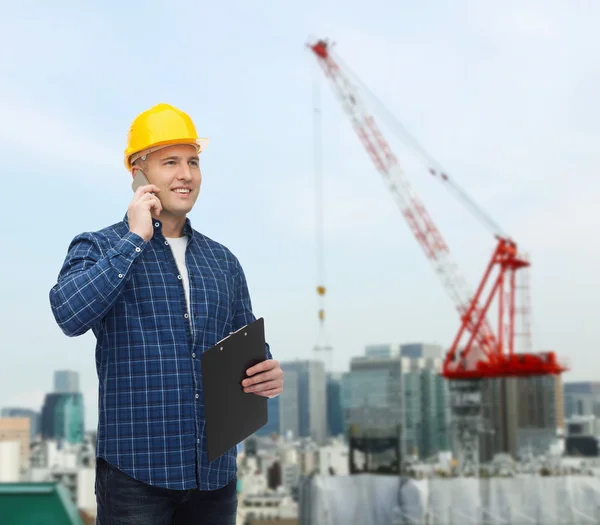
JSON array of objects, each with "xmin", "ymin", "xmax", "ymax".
[{"xmin": 201, "ymin": 317, "xmax": 268, "ymax": 462}]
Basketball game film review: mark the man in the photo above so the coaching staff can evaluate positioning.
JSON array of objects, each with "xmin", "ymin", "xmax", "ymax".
[{"xmin": 49, "ymin": 103, "xmax": 283, "ymax": 524}]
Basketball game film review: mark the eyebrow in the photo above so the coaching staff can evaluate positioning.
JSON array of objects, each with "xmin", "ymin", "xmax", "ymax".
[{"xmin": 160, "ymin": 155, "xmax": 200, "ymax": 162}]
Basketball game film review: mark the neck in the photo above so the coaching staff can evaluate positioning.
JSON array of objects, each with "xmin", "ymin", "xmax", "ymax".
[{"xmin": 156, "ymin": 212, "xmax": 187, "ymax": 238}]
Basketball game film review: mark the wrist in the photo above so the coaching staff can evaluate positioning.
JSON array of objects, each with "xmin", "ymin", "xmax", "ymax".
[{"xmin": 129, "ymin": 228, "xmax": 151, "ymax": 243}]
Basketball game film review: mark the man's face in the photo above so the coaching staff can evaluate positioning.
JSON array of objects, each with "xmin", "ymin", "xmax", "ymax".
[{"xmin": 134, "ymin": 144, "xmax": 202, "ymax": 218}]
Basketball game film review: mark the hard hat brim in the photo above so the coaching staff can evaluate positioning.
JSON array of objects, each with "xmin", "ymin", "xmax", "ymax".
[{"xmin": 126, "ymin": 137, "xmax": 210, "ymax": 170}]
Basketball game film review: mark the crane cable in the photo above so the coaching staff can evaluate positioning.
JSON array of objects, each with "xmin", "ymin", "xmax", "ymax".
[
  {"xmin": 313, "ymin": 63, "xmax": 332, "ymax": 369},
  {"xmin": 334, "ymin": 52, "xmax": 508, "ymax": 240}
]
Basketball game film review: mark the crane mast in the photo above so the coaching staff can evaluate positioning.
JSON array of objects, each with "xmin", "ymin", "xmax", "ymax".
[{"xmin": 309, "ymin": 38, "xmax": 566, "ymax": 475}]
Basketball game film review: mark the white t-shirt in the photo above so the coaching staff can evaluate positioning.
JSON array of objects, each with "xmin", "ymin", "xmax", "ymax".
[{"xmin": 165, "ymin": 236, "xmax": 191, "ymax": 320}]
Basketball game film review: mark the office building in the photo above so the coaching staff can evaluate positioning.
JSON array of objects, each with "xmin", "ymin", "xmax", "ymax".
[
  {"xmin": 280, "ymin": 360, "xmax": 327, "ymax": 445},
  {"xmin": 1, "ymin": 408, "xmax": 40, "ymax": 440},
  {"xmin": 365, "ymin": 343, "xmax": 443, "ymax": 360},
  {"xmin": 279, "ymin": 369, "xmax": 299, "ymax": 439},
  {"xmin": 326, "ymin": 373, "xmax": 344, "ymax": 438},
  {"xmin": 564, "ymin": 382, "xmax": 600, "ymax": 418},
  {"xmin": 255, "ymin": 396, "xmax": 281, "ymax": 437},
  {"xmin": 420, "ymin": 365, "xmax": 451, "ymax": 457},
  {"xmin": 54, "ymin": 370, "xmax": 79, "ymax": 394},
  {"xmin": 342, "ymin": 346, "xmax": 450, "ymax": 459},
  {"xmin": 40, "ymin": 392, "xmax": 85, "ymax": 444},
  {"xmin": 480, "ymin": 374, "xmax": 563, "ymax": 460}
]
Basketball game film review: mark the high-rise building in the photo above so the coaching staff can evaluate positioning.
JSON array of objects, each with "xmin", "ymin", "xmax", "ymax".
[
  {"xmin": 280, "ymin": 360, "xmax": 327, "ymax": 445},
  {"xmin": 54, "ymin": 370, "xmax": 79, "ymax": 394},
  {"xmin": 480, "ymin": 377, "xmax": 519, "ymax": 461},
  {"xmin": 517, "ymin": 374, "xmax": 563, "ymax": 430},
  {"xmin": 564, "ymin": 382, "xmax": 600, "ymax": 418},
  {"xmin": 342, "ymin": 346, "xmax": 450, "ymax": 459},
  {"xmin": 326, "ymin": 373, "xmax": 344, "ymax": 438},
  {"xmin": 254, "ymin": 396, "xmax": 281, "ymax": 437},
  {"xmin": 0, "ymin": 408, "xmax": 40, "ymax": 440},
  {"xmin": 279, "ymin": 369, "xmax": 299, "ymax": 439},
  {"xmin": 40, "ymin": 392, "xmax": 84, "ymax": 444},
  {"xmin": 480, "ymin": 374, "xmax": 563, "ymax": 460},
  {"xmin": 365, "ymin": 343, "xmax": 443, "ymax": 360},
  {"xmin": 400, "ymin": 343, "xmax": 444, "ymax": 359},
  {"xmin": 420, "ymin": 366, "xmax": 451, "ymax": 457}
]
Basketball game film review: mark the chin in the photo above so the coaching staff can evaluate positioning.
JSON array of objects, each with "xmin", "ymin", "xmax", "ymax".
[
  {"xmin": 172, "ymin": 207, "xmax": 193, "ymax": 217},
  {"xmin": 167, "ymin": 199, "xmax": 198, "ymax": 217}
]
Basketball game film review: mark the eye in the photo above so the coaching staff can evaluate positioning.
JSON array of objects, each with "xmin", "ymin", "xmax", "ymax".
[{"xmin": 189, "ymin": 160, "xmax": 199, "ymax": 167}]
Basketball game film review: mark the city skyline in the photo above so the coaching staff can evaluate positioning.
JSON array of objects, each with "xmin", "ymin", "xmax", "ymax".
[
  {"xmin": 1, "ymin": 349, "xmax": 588, "ymax": 435},
  {"xmin": 2, "ymin": 1, "xmax": 598, "ymax": 433}
]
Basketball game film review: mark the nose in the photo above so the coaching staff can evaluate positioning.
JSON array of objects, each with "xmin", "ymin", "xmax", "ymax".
[{"xmin": 177, "ymin": 164, "xmax": 193, "ymax": 181}]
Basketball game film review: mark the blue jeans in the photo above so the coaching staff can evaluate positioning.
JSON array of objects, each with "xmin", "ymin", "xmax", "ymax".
[{"xmin": 95, "ymin": 457, "xmax": 237, "ymax": 525}]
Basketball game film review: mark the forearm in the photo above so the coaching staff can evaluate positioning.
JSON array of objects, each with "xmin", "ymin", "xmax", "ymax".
[{"xmin": 49, "ymin": 231, "xmax": 147, "ymax": 336}]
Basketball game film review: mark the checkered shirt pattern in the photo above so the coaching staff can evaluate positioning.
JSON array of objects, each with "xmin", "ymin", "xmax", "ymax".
[{"xmin": 49, "ymin": 214, "xmax": 271, "ymax": 490}]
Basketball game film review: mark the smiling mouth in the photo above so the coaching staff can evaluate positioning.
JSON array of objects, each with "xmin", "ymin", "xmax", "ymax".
[{"xmin": 173, "ymin": 188, "xmax": 191, "ymax": 195}]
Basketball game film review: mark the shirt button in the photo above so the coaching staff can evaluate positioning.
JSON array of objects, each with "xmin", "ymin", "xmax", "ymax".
[
  {"xmin": 164, "ymin": 241, "xmax": 169, "ymax": 246},
  {"xmin": 118, "ymin": 274, "xmax": 123, "ymax": 278},
  {"xmin": 154, "ymin": 222, "xmax": 160, "ymax": 227},
  {"xmin": 195, "ymin": 393, "xmax": 199, "ymax": 399},
  {"xmin": 177, "ymin": 275, "xmax": 182, "ymax": 280},
  {"xmin": 197, "ymin": 439, "xmax": 200, "ymax": 444},
  {"xmin": 135, "ymin": 247, "xmax": 141, "ymax": 252},
  {"xmin": 184, "ymin": 313, "xmax": 189, "ymax": 319},
  {"xmin": 192, "ymin": 353, "xmax": 196, "ymax": 358}
]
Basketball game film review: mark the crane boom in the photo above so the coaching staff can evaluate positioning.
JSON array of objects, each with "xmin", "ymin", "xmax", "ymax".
[{"xmin": 309, "ymin": 39, "xmax": 566, "ymax": 379}]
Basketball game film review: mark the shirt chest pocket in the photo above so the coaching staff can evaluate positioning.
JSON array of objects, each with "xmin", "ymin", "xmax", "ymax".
[{"xmin": 193, "ymin": 268, "xmax": 235, "ymax": 323}]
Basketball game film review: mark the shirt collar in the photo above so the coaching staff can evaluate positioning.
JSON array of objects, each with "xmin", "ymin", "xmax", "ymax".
[{"xmin": 122, "ymin": 213, "xmax": 194, "ymax": 239}]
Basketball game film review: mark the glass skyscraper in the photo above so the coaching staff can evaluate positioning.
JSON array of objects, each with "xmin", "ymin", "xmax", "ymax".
[
  {"xmin": 40, "ymin": 392, "xmax": 85, "ymax": 444},
  {"xmin": 327, "ymin": 373, "xmax": 344, "ymax": 437},
  {"xmin": 280, "ymin": 360, "xmax": 327, "ymax": 445}
]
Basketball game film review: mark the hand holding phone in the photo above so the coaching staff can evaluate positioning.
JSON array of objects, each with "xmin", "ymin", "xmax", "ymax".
[
  {"xmin": 128, "ymin": 170, "xmax": 162, "ymax": 242},
  {"xmin": 132, "ymin": 170, "xmax": 151, "ymax": 192}
]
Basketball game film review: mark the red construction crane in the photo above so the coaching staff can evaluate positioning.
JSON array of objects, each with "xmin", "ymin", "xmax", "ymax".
[{"xmin": 309, "ymin": 38, "xmax": 567, "ymax": 380}]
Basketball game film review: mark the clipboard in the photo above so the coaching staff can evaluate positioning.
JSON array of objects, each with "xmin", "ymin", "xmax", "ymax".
[{"xmin": 201, "ymin": 317, "xmax": 269, "ymax": 462}]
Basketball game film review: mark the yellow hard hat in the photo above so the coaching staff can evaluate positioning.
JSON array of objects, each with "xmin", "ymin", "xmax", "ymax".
[{"xmin": 124, "ymin": 103, "xmax": 209, "ymax": 170}]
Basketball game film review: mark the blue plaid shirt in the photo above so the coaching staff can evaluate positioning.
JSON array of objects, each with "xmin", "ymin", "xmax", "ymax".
[{"xmin": 49, "ymin": 214, "xmax": 271, "ymax": 491}]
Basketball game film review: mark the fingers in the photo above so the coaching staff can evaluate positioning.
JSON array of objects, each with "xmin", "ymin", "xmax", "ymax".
[
  {"xmin": 242, "ymin": 360, "xmax": 284, "ymax": 399},
  {"xmin": 134, "ymin": 191, "xmax": 162, "ymax": 214},
  {"xmin": 242, "ymin": 366, "xmax": 282, "ymax": 388},
  {"xmin": 243, "ymin": 379, "xmax": 282, "ymax": 394},
  {"xmin": 140, "ymin": 193, "xmax": 162, "ymax": 215},
  {"xmin": 253, "ymin": 388, "xmax": 281, "ymax": 399},
  {"xmin": 149, "ymin": 196, "xmax": 162, "ymax": 216},
  {"xmin": 133, "ymin": 184, "xmax": 161, "ymax": 200},
  {"xmin": 246, "ymin": 359, "xmax": 278, "ymax": 377}
]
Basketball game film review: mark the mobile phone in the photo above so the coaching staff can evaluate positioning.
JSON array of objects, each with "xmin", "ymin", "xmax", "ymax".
[{"xmin": 131, "ymin": 170, "xmax": 150, "ymax": 192}]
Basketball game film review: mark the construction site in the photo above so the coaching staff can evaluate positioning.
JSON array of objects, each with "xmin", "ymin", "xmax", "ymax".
[
  {"xmin": 0, "ymin": 4, "xmax": 597, "ymax": 523},
  {"xmin": 295, "ymin": 38, "xmax": 600, "ymax": 524}
]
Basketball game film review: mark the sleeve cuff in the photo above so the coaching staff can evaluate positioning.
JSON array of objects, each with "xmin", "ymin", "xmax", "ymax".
[{"xmin": 106, "ymin": 231, "xmax": 147, "ymax": 274}]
